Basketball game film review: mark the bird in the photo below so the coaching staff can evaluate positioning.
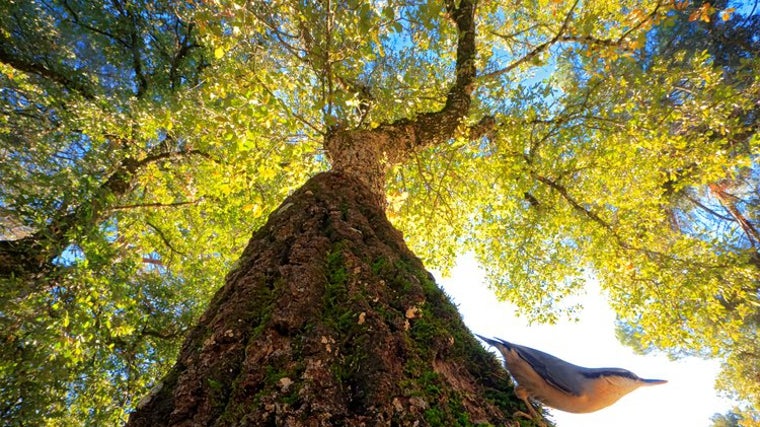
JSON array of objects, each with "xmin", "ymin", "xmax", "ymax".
[{"xmin": 476, "ymin": 334, "xmax": 667, "ymax": 422}]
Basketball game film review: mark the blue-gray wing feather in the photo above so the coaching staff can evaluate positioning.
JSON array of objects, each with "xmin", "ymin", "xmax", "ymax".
[{"xmin": 497, "ymin": 338, "xmax": 586, "ymax": 396}]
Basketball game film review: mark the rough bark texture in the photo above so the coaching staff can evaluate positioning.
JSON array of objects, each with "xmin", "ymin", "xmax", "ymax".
[{"xmin": 127, "ymin": 171, "xmax": 535, "ymax": 426}]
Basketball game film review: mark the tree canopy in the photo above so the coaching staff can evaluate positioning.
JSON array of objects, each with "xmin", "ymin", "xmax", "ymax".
[{"xmin": 1, "ymin": 0, "xmax": 758, "ymax": 424}]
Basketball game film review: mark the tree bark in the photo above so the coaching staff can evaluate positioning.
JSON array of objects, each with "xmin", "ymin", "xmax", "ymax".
[{"xmin": 127, "ymin": 171, "xmax": 531, "ymax": 426}]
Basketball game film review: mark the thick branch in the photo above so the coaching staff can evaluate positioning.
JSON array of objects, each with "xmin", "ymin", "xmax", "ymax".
[
  {"xmin": 0, "ymin": 42, "xmax": 95, "ymax": 100},
  {"xmin": 709, "ymin": 183, "xmax": 760, "ymax": 247},
  {"xmin": 443, "ymin": 0, "xmax": 478, "ymax": 114},
  {"xmin": 0, "ymin": 148, "xmax": 211, "ymax": 280},
  {"xmin": 325, "ymin": 0, "xmax": 481, "ymax": 205},
  {"xmin": 169, "ymin": 23, "xmax": 201, "ymax": 91}
]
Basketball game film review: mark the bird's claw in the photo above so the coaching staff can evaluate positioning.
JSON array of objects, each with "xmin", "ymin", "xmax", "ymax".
[{"xmin": 513, "ymin": 409, "xmax": 547, "ymax": 427}]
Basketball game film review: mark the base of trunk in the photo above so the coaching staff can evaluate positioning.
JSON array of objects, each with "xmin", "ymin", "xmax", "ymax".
[{"xmin": 128, "ymin": 171, "xmax": 540, "ymax": 426}]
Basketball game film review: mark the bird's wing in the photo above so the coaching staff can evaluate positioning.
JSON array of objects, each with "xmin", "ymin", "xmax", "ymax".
[{"xmin": 505, "ymin": 340, "xmax": 586, "ymax": 396}]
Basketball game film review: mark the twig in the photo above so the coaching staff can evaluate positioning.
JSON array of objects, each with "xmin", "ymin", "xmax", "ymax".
[
  {"xmin": 108, "ymin": 199, "xmax": 204, "ymax": 212},
  {"xmin": 146, "ymin": 220, "xmax": 188, "ymax": 257},
  {"xmin": 478, "ymin": 0, "xmax": 580, "ymax": 82},
  {"xmin": 253, "ymin": 74, "xmax": 325, "ymax": 135}
]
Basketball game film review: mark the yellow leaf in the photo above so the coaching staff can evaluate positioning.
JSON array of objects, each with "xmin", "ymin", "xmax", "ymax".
[
  {"xmin": 259, "ymin": 166, "xmax": 276, "ymax": 180},
  {"xmin": 214, "ymin": 46, "xmax": 225, "ymax": 59},
  {"xmin": 721, "ymin": 8, "xmax": 735, "ymax": 21},
  {"xmin": 370, "ymin": 32, "xmax": 384, "ymax": 57},
  {"xmin": 674, "ymin": 0, "xmax": 689, "ymax": 11},
  {"xmin": 690, "ymin": 2, "xmax": 713, "ymax": 23}
]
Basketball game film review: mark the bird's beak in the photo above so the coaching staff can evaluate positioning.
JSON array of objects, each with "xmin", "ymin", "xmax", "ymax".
[{"xmin": 640, "ymin": 378, "xmax": 668, "ymax": 386}]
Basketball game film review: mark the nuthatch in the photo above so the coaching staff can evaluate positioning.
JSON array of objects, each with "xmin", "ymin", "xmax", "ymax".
[{"xmin": 476, "ymin": 335, "xmax": 667, "ymax": 419}]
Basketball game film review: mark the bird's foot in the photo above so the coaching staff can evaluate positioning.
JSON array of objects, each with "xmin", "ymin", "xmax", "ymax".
[{"xmin": 513, "ymin": 409, "xmax": 547, "ymax": 427}]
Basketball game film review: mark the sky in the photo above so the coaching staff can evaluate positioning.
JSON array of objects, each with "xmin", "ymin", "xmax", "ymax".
[{"xmin": 433, "ymin": 254, "xmax": 735, "ymax": 427}]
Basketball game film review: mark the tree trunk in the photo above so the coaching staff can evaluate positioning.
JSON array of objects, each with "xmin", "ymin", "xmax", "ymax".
[{"xmin": 127, "ymin": 171, "xmax": 532, "ymax": 426}]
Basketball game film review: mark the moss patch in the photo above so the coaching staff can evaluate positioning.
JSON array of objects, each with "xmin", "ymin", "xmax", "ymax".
[{"xmin": 128, "ymin": 172, "xmax": 545, "ymax": 427}]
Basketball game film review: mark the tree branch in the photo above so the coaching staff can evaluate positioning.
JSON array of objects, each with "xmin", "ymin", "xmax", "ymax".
[
  {"xmin": 169, "ymin": 22, "xmax": 202, "ymax": 91},
  {"xmin": 324, "ymin": 0, "xmax": 482, "ymax": 206},
  {"xmin": 531, "ymin": 172, "xmax": 699, "ymax": 267},
  {"xmin": 254, "ymin": 74, "xmax": 325, "ymax": 135},
  {"xmin": 479, "ymin": 0, "xmax": 664, "ymax": 83},
  {"xmin": 532, "ymin": 172, "xmax": 615, "ymax": 234},
  {"xmin": 561, "ymin": 1, "xmax": 664, "ymax": 50},
  {"xmin": 478, "ymin": 0, "xmax": 579, "ymax": 83},
  {"xmin": 60, "ymin": 0, "xmax": 130, "ymax": 49},
  {"xmin": 127, "ymin": 12, "xmax": 148, "ymax": 98},
  {"xmin": 108, "ymin": 199, "xmax": 205, "ymax": 212},
  {"xmin": 146, "ymin": 221, "xmax": 188, "ymax": 257},
  {"xmin": 709, "ymin": 182, "xmax": 760, "ymax": 247},
  {"xmin": 0, "ymin": 42, "xmax": 95, "ymax": 100},
  {"xmin": 468, "ymin": 115, "xmax": 497, "ymax": 140},
  {"xmin": 338, "ymin": 0, "xmax": 480, "ymax": 149},
  {"xmin": 0, "ymin": 147, "xmax": 213, "ymax": 280},
  {"xmin": 686, "ymin": 195, "xmax": 736, "ymax": 222}
]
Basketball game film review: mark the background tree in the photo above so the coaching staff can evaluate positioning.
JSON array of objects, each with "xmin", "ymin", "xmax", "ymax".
[
  {"xmin": 1, "ymin": 0, "xmax": 758, "ymax": 425},
  {"xmin": 712, "ymin": 410, "xmax": 745, "ymax": 427}
]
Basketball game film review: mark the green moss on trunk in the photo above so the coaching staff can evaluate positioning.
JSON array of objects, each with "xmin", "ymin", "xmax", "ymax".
[{"xmin": 128, "ymin": 172, "xmax": 544, "ymax": 427}]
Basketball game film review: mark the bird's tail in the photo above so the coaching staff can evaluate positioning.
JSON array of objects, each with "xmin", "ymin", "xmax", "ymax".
[{"xmin": 474, "ymin": 334, "xmax": 505, "ymax": 348}]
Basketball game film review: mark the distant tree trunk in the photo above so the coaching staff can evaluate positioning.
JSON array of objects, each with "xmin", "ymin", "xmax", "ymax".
[{"xmin": 127, "ymin": 171, "xmax": 530, "ymax": 426}]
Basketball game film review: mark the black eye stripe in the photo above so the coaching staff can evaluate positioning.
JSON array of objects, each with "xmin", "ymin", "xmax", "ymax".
[{"xmin": 582, "ymin": 369, "xmax": 638, "ymax": 380}]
